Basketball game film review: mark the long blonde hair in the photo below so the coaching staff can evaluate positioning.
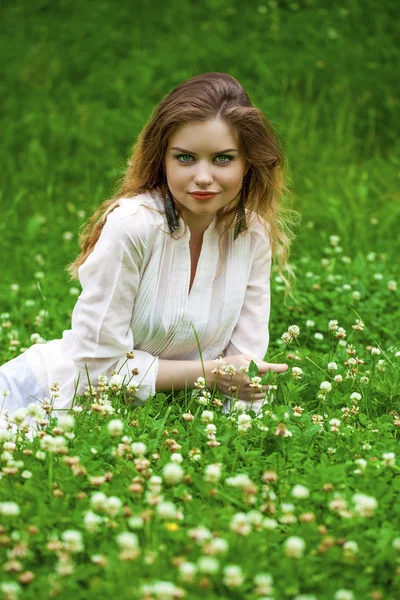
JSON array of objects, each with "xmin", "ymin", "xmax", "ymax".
[{"xmin": 67, "ymin": 72, "xmax": 298, "ymax": 292}]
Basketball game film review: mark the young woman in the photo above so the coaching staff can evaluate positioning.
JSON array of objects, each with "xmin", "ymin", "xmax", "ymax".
[{"xmin": 0, "ymin": 72, "xmax": 294, "ymax": 424}]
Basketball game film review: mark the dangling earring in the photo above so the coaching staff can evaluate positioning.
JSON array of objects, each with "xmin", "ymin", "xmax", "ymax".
[
  {"xmin": 233, "ymin": 188, "xmax": 248, "ymax": 241},
  {"xmin": 165, "ymin": 188, "xmax": 179, "ymax": 234}
]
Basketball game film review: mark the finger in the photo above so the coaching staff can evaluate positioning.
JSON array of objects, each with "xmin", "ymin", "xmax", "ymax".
[{"xmin": 259, "ymin": 363, "xmax": 288, "ymax": 374}]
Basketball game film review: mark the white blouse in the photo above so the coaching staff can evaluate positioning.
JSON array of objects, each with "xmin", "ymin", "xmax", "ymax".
[{"xmin": 0, "ymin": 188, "xmax": 272, "ymax": 418}]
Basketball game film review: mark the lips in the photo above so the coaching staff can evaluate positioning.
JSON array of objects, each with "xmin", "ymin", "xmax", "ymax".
[{"xmin": 190, "ymin": 192, "xmax": 218, "ymax": 200}]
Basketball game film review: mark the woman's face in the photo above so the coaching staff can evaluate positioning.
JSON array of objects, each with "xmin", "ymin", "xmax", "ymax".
[{"xmin": 164, "ymin": 119, "xmax": 248, "ymax": 233}]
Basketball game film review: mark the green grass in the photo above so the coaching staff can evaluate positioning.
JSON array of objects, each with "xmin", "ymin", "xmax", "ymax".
[{"xmin": 0, "ymin": 0, "xmax": 400, "ymax": 598}]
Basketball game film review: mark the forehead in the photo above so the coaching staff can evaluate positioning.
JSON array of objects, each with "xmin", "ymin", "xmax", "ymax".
[{"xmin": 167, "ymin": 119, "xmax": 239, "ymax": 148}]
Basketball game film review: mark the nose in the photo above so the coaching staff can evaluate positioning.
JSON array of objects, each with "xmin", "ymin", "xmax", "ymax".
[{"xmin": 193, "ymin": 161, "xmax": 214, "ymax": 187}]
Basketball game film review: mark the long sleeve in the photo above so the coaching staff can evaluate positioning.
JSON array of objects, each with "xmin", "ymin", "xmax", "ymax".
[
  {"xmin": 223, "ymin": 222, "xmax": 272, "ymax": 361},
  {"xmin": 70, "ymin": 203, "xmax": 159, "ymax": 403}
]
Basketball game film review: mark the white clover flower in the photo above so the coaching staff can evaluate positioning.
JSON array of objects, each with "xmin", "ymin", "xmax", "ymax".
[
  {"xmin": 263, "ymin": 517, "xmax": 278, "ymax": 530},
  {"xmin": 291, "ymin": 367, "xmax": 303, "ymax": 380},
  {"xmin": 233, "ymin": 400, "xmax": 247, "ymax": 412},
  {"xmin": 156, "ymin": 501, "xmax": 178, "ymax": 520},
  {"xmin": 350, "ymin": 392, "xmax": 362, "ymax": 402},
  {"xmin": 352, "ymin": 493, "xmax": 378, "ymax": 517},
  {"xmin": 170, "ymin": 452, "xmax": 183, "ymax": 464},
  {"xmin": 327, "ymin": 362, "xmax": 338, "ymax": 372},
  {"xmin": 288, "ymin": 325, "xmax": 300, "ymax": 337},
  {"xmin": 109, "ymin": 374, "xmax": 124, "ymax": 391},
  {"xmin": 254, "ymin": 573, "xmax": 274, "ymax": 595},
  {"xmin": 314, "ymin": 332, "xmax": 324, "ymax": 340},
  {"xmin": 162, "ymin": 462, "xmax": 184, "ymax": 485},
  {"xmin": 91, "ymin": 492, "xmax": 108, "ymax": 511},
  {"xmin": 197, "ymin": 556, "xmax": 220, "ymax": 574},
  {"xmin": 128, "ymin": 516, "xmax": 144, "ymax": 529},
  {"xmin": 0, "ymin": 582, "xmax": 22, "ymax": 599},
  {"xmin": 223, "ymin": 565, "xmax": 244, "ymax": 587},
  {"xmin": 127, "ymin": 380, "xmax": 139, "ymax": 394},
  {"xmin": 392, "ymin": 537, "xmax": 400, "ymax": 550},
  {"xmin": 205, "ymin": 423, "xmax": 217, "ymax": 435},
  {"xmin": 371, "ymin": 347, "xmax": 381, "ymax": 355},
  {"xmin": 40, "ymin": 435, "xmax": 68, "ymax": 454},
  {"xmin": 382, "ymin": 452, "xmax": 395, "ymax": 467},
  {"xmin": 352, "ymin": 291, "xmax": 361, "ymax": 300},
  {"xmin": 343, "ymin": 541, "xmax": 359, "ymax": 556},
  {"xmin": 21, "ymin": 470, "xmax": 32, "ymax": 479},
  {"xmin": 107, "ymin": 419, "xmax": 124, "ymax": 436},
  {"xmin": 116, "ymin": 531, "xmax": 138, "ymax": 550},
  {"xmin": 188, "ymin": 526, "xmax": 212, "ymax": 543},
  {"xmin": 334, "ymin": 374, "xmax": 343, "ymax": 383},
  {"xmin": 11, "ymin": 407, "xmax": 28, "ymax": 426},
  {"xmin": 352, "ymin": 319, "xmax": 364, "ymax": 331},
  {"xmin": 226, "ymin": 473, "xmax": 252, "ymax": 488},
  {"xmin": 194, "ymin": 376, "xmax": 206, "ymax": 389},
  {"xmin": 206, "ymin": 537, "xmax": 229, "ymax": 554},
  {"xmin": 204, "ymin": 463, "xmax": 222, "ymax": 483},
  {"xmin": 281, "ymin": 325, "xmax": 300, "ymax": 344},
  {"xmin": 238, "ymin": 413, "xmax": 252, "ymax": 432},
  {"xmin": 178, "ymin": 561, "xmax": 197, "ymax": 583},
  {"xmin": 61, "ymin": 529, "xmax": 83, "ymax": 553},
  {"xmin": 0, "ymin": 501, "xmax": 20, "ymax": 516},
  {"xmin": 354, "ymin": 458, "xmax": 367, "ymax": 471},
  {"xmin": 224, "ymin": 363, "xmax": 237, "ymax": 376},
  {"xmin": 30, "ymin": 333, "xmax": 44, "ymax": 344},
  {"xmin": 131, "ymin": 442, "xmax": 147, "ymax": 456},
  {"xmin": 26, "ymin": 402, "xmax": 46, "ymax": 419},
  {"xmin": 230, "ymin": 512, "xmax": 251, "ymax": 536},
  {"xmin": 105, "ymin": 496, "xmax": 122, "ymax": 517},
  {"xmin": 201, "ymin": 410, "xmax": 214, "ymax": 423},
  {"xmin": 329, "ymin": 418, "xmax": 341, "ymax": 427},
  {"xmin": 284, "ymin": 536, "xmax": 306, "ymax": 558},
  {"xmin": 291, "ymin": 484, "xmax": 310, "ymax": 499},
  {"xmin": 143, "ymin": 581, "xmax": 185, "ymax": 599},
  {"xmin": 334, "ymin": 589, "xmax": 354, "ymax": 600},
  {"xmin": 328, "ymin": 320, "xmax": 339, "ymax": 331},
  {"xmin": 57, "ymin": 414, "xmax": 75, "ymax": 431},
  {"xmin": 320, "ymin": 381, "xmax": 332, "ymax": 393},
  {"xmin": 83, "ymin": 510, "xmax": 103, "ymax": 533},
  {"xmin": 330, "ymin": 235, "xmax": 340, "ymax": 246},
  {"xmin": 388, "ymin": 280, "xmax": 397, "ymax": 291}
]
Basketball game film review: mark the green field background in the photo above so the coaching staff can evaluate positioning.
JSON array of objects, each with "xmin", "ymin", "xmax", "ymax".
[{"xmin": 0, "ymin": 0, "xmax": 399, "ymax": 355}]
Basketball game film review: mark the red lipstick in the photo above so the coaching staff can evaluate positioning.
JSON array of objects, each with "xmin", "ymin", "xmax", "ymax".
[{"xmin": 190, "ymin": 192, "xmax": 218, "ymax": 200}]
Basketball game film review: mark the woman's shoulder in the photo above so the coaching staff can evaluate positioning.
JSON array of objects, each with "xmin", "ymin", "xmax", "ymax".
[
  {"xmin": 245, "ymin": 210, "xmax": 272, "ymax": 249},
  {"xmin": 100, "ymin": 189, "xmax": 167, "ymax": 242}
]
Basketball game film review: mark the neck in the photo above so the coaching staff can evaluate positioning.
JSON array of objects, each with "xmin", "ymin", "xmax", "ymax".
[{"xmin": 183, "ymin": 213, "xmax": 216, "ymax": 237}]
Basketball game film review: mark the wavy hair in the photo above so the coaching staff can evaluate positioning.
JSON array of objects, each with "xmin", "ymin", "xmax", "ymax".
[{"xmin": 67, "ymin": 72, "xmax": 298, "ymax": 294}]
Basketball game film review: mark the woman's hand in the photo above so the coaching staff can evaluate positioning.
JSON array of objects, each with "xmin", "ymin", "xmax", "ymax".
[{"xmin": 206, "ymin": 354, "xmax": 288, "ymax": 402}]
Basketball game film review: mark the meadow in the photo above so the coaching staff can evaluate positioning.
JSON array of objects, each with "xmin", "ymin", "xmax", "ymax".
[{"xmin": 0, "ymin": 0, "xmax": 400, "ymax": 598}]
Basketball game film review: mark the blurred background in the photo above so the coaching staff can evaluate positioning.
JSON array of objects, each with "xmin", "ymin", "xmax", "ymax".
[{"xmin": 0, "ymin": 0, "xmax": 399, "ymax": 359}]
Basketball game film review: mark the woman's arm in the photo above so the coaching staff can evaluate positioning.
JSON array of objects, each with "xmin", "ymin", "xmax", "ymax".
[
  {"xmin": 156, "ymin": 219, "xmax": 288, "ymax": 400},
  {"xmin": 156, "ymin": 359, "xmax": 215, "ymax": 392},
  {"xmin": 70, "ymin": 203, "xmax": 159, "ymax": 402}
]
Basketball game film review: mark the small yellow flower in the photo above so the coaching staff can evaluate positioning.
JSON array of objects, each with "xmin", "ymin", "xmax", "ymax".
[{"xmin": 165, "ymin": 522, "xmax": 179, "ymax": 532}]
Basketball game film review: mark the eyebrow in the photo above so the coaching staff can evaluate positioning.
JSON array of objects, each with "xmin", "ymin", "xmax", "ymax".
[{"xmin": 170, "ymin": 147, "xmax": 238, "ymax": 154}]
